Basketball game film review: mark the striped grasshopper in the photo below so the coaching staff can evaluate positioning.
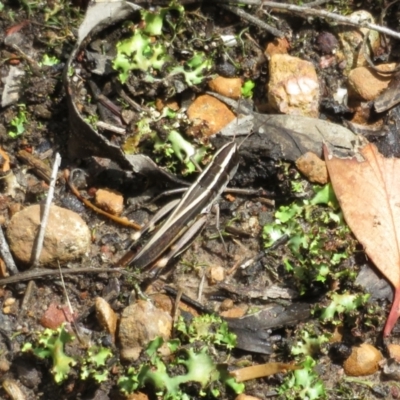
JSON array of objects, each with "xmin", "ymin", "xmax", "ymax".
[{"xmin": 119, "ymin": 138, "xmax": 242, "ymax": 275}]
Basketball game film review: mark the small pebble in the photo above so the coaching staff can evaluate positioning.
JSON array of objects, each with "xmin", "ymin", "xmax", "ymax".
[
  {"xmin": 220, "ymin": 305, "xmax": 247, "ymax": 319},
  {"xmin": 187, "ymin": 94, "xmax": 236, "ymax": 137},
  {"xmin": 388, "ymin": 344, "xmax": 400, "ymax": 362},
  {"xmin": 119, "ymin": 300, "xmax": 172, "ymax": 361},
  {"xmin": 316, "ymin": 32, "xmax": 338, "ymax": 54},
  {"xmin": 220, "ymin": 298, "xmax": 234, "ymax": 311},
  {"xmin": 40, "ymin": 303, "xmax": 76, "ymax": 329},
  {"xmin": 295, "ymin": 152, "xmax": 328, "ymax": 184},
  {"xmin": 207, "ymin": 265, "xmax": 225, "ymax": 284},
  {"xmin": 95, "ymin": 188, "xmax": 124, "ymax": 216},
  {"xmin": 343, "ymin": 343, "xmax": 383, "ymax": 376},
  {"xmin": 0, "ymin": 358, "xmax": 10, "ymax": 372},
  {"xmin": 235, "ymin": 394, "xmax": 262, "ymax": 400},
  {"xmin": 264, "ymin": 37, "xmax": 290, "ymax": 59},
  {"xmin": 3, "ymin": 297, "xmax": 16, "ymax": 307},
  {"xmin": 7, "ymin": 205, "xmax": 90, "ymax": 267},
  {"xmin": 208, "ymin": 76, "xmax": 242, "ymax": 99},
  {"xmin": 336, "ymin": 11, "xmax": 380, "ymax": 74},
  {"xmin": 348, "ymin": 63, "xmax": 396, "ymax": 101},
  {"xmin": 125, "ymin": 392, "xmax": 149, "ymax": 400},
  {"xmin": 95, "ymin": 297, "xmax": 117, "ymax": 342},
  {"xmin": 267, "ymin": 54, "xmax": 320, "ymax": 117}
]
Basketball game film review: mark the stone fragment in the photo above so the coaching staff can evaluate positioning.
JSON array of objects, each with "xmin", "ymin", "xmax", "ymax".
[
  {"xmin": 2, "ymin": 379, "xmax": 26, "ymax": 400},
  {"xmin": 94, "ymin": 188, "xmax": 124, "ymax": 215},
  {"xmin": 267, "ymin": 54, "xmax": 320, "ymax": 117},
  {"xmin": 207, "ymin": 265, "xmax": 225, "ymax": 284},
  {"xmin": 264, "ymin": 37, "xmax": 290, "ymax": 59},
  {"xmin": 187, "ymin": 94, "xmax": 235, "ymax": 136},
  {"xmin": 220, "ymin": 298, "xmax": 234, "ymax": 311},
  {"xmin": 220, "ymin": 305, "xmax": 247, "ymax": 319},
  {"xmin": 40, "ymin": 303, "xmax": 76, "ymax": 329},
  {"xmin": 208, "ymin": 76, "xmax": 242, "ymax": 99},
  {"xmin": 125, "ymin": 393, "xmax": 149, "ymax": 400},
  {"xmin": 119, "ymin": 300, "xmax": 172, "ymax": 361},
  {"xmin": 316, "ymin": 32, "xmax": 338, "ymax": 54},
  {"xmin": 150, "ymin": 293, "xmax": 174, "ymax": 314},
  {"xmin": 348, "ymin": 64, "xmax": 396, "ymax": 101},
  {"xmin": 235, "ymin": 394, "xmax": 262, "ymax": 400},
  {"xmin": 343, "ymin": 343, "xmax": 383, "ymax": 376},
  {"xmin": 388, "ymin": 344, "xmax": 400, "ymax": 362},
  {"xmin": 336, "ymin": 11, "xmax": 380, "ymax": 74},
  {"xmin": 0, "ymin": 147, "xmax": 10, "ymax": 172},
  {"xmin": 383, "ymin": 358, "xmax": 400, "ymax": 380},
  {"xmin": 7, "ymin": 205, "xmax": 90, "ymax": 267},
  {"xmin": 295, "ymin": 152, "xmax": 328, "ymax": 184},
  {"xmin": 95, "ymin": 297, "xmax": 117, "ymax": 342}
]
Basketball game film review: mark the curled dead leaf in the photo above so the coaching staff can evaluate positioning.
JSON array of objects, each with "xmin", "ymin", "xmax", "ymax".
[{"xmin": 325, "ymin": 142, "xmax": 400, "ymax": 337}]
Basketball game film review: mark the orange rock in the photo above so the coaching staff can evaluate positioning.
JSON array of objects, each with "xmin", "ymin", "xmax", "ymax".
[
  {"xmin": 343, "ymin": 343, "xmax": 383, "ymax": 376},
  {"xmin": 220, "ymin": 305, "xmax": 248, "ymax": 319},
  {"xmin": 150, "ymin": 293, "xmax": 174, "ymax": 314},
  {"xmin": 267, "ymin": 54, "xmax": 320, "ymax": 117},
  {"xmin": 295, "ymin": 152, "xmax": 328, "ymax": 184},
  {"xmin": 95, "ymin": 297, "xmax": 117, "ymax": 342},
  {"xmin": 40, "ymin": 303, "xmax": 76, "ymax": 329},
  {"xmin": 125, "ymin": 392, "xmax": 149, "ymax": 400},
  {"xmin": 388, "ymin": 344, "xmax": 400, "ymax": 362},
  {"xmin": 264, "ymin": 37, "xmax": 290, "ymax": 59},
  {"xmin": 187, "ymin": 94, "xmax": 235, "ymax": 136},
  {"xmin": 0, "ymin": 148, "xmax": 10, "ymax": 172},
  {"xmin": 220, "ymin": 298, "xmax": 234, "ymax": 311},
  {"xmin": 95, "ymin": 188, "xmax": 124, "ymax": 215},
  {"xmin": 348, "ymin": 63, "xmax": 396, "ymax": 101},
  {"xmin": 208, "ymin": 76, "xmax": 242, "ymax": 99},
  {"xmin": 207, "ymin": 265, "xmax": 225, "ymax": 284}
]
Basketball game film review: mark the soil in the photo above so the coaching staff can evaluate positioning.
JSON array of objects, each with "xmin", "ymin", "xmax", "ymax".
[{"xmin": 1, "ymin": 0, "xmax": 400, "ymax": 399}]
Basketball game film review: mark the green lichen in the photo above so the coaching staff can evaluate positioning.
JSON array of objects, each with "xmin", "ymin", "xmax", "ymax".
[
  {"xmin": 279, "ymin": 356, "xmax": 326, "ymax": 400},
  {"xmin": 22, "ymin": 324, "xmax": 76, "ymax": 384},
  {"xmin": 263, "ymin": 183, "xmax": 355, "ymax": 294},
  {"xmin": 119, "ymin": 315, "xmax": 244, "ymax": 398}
]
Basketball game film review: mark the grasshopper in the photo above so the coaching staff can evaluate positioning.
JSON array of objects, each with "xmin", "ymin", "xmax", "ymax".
[
  {"xmin": 116, "ymin": 94, "xmax": 259, "ymax": 275},
  {"xmin": 121, "ymin": 140, "xmax": 240, "ymax": 274}
]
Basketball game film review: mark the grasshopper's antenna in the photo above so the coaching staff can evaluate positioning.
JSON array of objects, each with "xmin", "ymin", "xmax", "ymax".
[{"xmin": 238, "ymin": 96, "xmax": 253, "ymax": 148}]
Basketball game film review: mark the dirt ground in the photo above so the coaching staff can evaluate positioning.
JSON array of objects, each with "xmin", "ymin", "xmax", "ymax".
[{"xmin": 1, "ymin": 0, "xmax": 400, "ymax": 399}]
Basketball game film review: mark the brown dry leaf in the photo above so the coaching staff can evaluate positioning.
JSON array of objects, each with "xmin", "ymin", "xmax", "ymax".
[{"xmin": 324, "ymin": 142, "xmax": 400, "ymax": 337}]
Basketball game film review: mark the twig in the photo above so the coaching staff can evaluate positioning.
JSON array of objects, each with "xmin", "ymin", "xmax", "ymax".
[
  {"xmin": 96, "ymin": 121, "xmax": 126, "ymax": 135},
  {"xmin": 66, "ymin": 169, "xmax": 142, "ymax": 230},
  {"xmin": 0, "ymin": 226, "xmax": 18, "ymax": 275},
  {"xmin": 262, "ymin": 1, "xmax": 400, "ymax": 40},
  {"xmin": 217, "ymin": 0, "xmax": 261, "ymax": 5},
  {"xmin": 17, "ymin": 150, "xmax": 53, "ymax": 183},
  {"xmin": 0, "ymin": 267, "xmax": 133, "ymax": 285},
  {"xmin": 31, "ymin": 153, "xmax": 61, "ymax": 268},
  {"xmin": 303, "ymin": 0, "xmax": 331, "ymax": 6},
  {"xmin": 219, "ymin": 3, "xmax": 284, "ymax": 38}
]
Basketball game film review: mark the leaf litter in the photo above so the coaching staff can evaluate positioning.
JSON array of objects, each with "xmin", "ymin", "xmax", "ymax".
[{"xmin": 325, "ymin": 140, "xmax": 400, "ymax": 337}]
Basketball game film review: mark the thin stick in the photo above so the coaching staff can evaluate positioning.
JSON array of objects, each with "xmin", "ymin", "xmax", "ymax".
[
  {"xmin": 262, "ymin": 1, "xmax": 400, "ymax": 40},
  {"xmin": 31, "ymin": 153, "xmax": 61, "ymax": 268},
  {"xmin": 219, "ymin": 4, "xmax": 284, "ymax": 38},
  {"xmin": 96, "ymin": 121, "xmax": 126, "ymax": 135},
  {"xmin": 0, "ymin": 226, "xmax": 18, "ymax": 275},
  {"xmin": 303, "ymin": 0, "xmax": 331, "ymax": 6},
  {"xmin": 0, "ymin": 267, "xmax": 133, "ymax": 285}
]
